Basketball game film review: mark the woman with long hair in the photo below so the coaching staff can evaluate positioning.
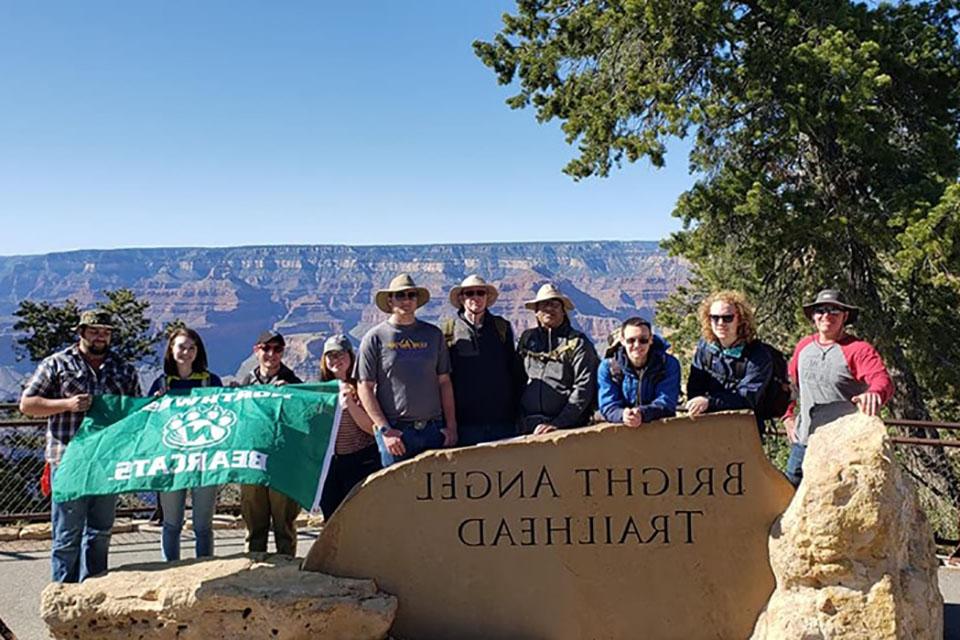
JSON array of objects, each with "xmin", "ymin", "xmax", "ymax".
[
  {"xmin": 685, "ymin": 290, "xmax": 773, "ymax": 432},
  {"xmin": 148, "ymin": 327, "xmax": 222, "ymax": 561},
  {"xmin": 318, "ymin": 334, "xmax": 381, "ymax": 517}
]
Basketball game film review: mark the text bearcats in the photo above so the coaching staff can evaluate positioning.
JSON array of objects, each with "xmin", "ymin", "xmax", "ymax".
[
  {"xmin": 144, "ymin": 389, "xmax": 294, "ymax": 413},
  {"xmin": 112, "ymin": 450, "xmax": 269, "ymax": 481},
  {"xmin": 417, "ymin": 463, "xmax": 745, "ymax": 501},
  {"xmin": 458, "ymin": 511, "xmax": 704, "ymax": 547}
]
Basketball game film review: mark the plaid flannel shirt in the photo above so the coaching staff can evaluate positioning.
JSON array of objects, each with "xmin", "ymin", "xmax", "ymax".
[{"xmin": 22, "ymin": 344, "xmax": 141, "ymax": 463}]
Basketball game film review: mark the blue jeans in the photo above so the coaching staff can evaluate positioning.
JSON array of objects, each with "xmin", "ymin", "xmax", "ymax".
[
  {"xmin": 374, "ymin": 419, "xmax": 445, "ymax": 467},
  {"xmin": 159, "ymin": 485, "xmax": 218, "ymax": 561},
  {"xmin": 50, "ymin": 465, "xmax": 117, "ymax": 583},
  {"xmin": 785, "ymin": 443, "xmax": 807, "ymax": 487}
]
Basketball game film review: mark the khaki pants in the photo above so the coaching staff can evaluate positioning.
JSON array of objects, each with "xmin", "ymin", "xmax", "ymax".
[{"xmin": 240, "ymin": 485, "xmax": 301, "ymax": 556}]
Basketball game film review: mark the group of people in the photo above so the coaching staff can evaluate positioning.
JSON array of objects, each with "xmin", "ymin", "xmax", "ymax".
[{"xmin": 19, "ymin": 275, "xmax": 894, "ymax": 583}]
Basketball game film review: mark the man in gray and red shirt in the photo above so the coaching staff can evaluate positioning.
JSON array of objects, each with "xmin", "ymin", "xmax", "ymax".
[{"xmin": 783, "ymin": 289, "xmax": 893, "ymax": 486}]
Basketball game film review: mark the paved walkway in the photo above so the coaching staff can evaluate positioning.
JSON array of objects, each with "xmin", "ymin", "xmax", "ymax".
[{"xmin": 3, "ymin": 533, "xmax": 959, "ymax": 639}]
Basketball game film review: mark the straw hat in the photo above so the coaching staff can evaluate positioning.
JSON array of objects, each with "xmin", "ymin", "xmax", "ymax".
[
  {"xmin": 523, "ymin": 283, "xmax": 575, "ymax": 311},
  {"xmin": 448, "ymin": 274, "xmax": 500, "ymax": 309},
  {"xmin": 374, "ymin": 273, "xmax": 431, "ymax": 313},
  {"xmin": 802, "ymin": 289, "xmax": 859, "ymax": 324}
]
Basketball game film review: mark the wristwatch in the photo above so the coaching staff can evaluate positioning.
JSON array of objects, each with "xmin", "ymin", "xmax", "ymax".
[{"xmin": 375, "ymin": 424, "xmax": 391, "ymax": 435}]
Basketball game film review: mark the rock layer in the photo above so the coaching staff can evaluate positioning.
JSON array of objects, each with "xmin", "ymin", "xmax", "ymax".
[
  {"xmin": 751, "ymin": 413, "xmax": 942, "ymax": 639},
  {"xmin": 40, "ymin": 555, "xmax": 396, "ymax": 640}
]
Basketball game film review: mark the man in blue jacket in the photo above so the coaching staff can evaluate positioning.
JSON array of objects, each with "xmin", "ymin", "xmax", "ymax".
[{"xmin": 598, "ymin": 317, "xmax": 681, "ymax": 426}]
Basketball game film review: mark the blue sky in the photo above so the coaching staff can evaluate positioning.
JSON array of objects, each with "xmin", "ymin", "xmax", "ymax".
[{"xmin": 0, "ymin": 1, "xmax": 695, "ymax": 257}]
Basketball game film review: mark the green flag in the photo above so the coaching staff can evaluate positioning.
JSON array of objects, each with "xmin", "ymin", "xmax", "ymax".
[{"xmin": 53, "ymin": 383, "xmax": 340, "ymax": 510}]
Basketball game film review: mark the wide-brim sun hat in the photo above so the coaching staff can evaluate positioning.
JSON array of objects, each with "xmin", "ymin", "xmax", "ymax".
[
  {"xmin": 374, "ymin": 273, "xmax": 431, "ymax": 313},
  {"xmin": 802, "ymin": 288, "xmax": 859, "ymax": 324},
  {"xmin": 448, "ymin": 274, "xmax": 499, "ymax": 309},
  {"xmin": 524, "ymin": 283, "xmax": 575, "ymax": 311}
]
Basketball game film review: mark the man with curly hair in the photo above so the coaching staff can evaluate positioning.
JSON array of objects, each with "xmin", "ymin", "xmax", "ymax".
[{"xmin": 685, "ymin": 291, "xmax": 773, "ymax": 433}]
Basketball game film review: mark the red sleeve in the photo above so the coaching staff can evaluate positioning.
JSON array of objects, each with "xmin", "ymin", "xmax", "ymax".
[
  {"xmin": 841, "ymin": 338, "xmax": 894, "ymax": 404},
  {"xmin": 783, "ymin": 334, "xmax": 815, "ymax": 419}
]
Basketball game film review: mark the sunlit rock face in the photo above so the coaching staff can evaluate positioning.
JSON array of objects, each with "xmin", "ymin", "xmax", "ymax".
[
  {"xmin": 751, "ymin": 413, "xmax": 942, "ymax": 640},
  {"xmin": 40, "ymin": 555, "xmax": 396, "ymax": 640},
  {"xmin": 305, "ymin": 413, "xmax": 794, "ymax": 640}
]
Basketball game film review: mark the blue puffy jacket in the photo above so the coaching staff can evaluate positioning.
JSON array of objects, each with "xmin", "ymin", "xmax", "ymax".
[{"xmin": 597, "ymin": 335, "xmax": 681, "ymax": 424}]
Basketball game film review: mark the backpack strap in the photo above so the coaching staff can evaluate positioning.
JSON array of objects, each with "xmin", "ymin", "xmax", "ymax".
[
  {"xmin": 607, "ymin": 357, "xmax": 623, "ymax": 385},
  {"xmin": 492, "ymin": 316, "xmax": 509, "ymax": 345},
  {"xmin": 441, "ymin": 318, "xmax": 456, "ymax": 348}
]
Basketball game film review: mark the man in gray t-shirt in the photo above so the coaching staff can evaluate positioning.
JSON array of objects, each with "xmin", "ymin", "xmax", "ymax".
[{"xmin": 357, "ymin": 273, "xmax": 457, "ymax": 467}]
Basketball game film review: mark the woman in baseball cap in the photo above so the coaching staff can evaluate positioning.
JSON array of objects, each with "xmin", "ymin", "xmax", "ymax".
[{"xmin": 318, "ymin": 334, "xmax": 381, "ymax": 517}]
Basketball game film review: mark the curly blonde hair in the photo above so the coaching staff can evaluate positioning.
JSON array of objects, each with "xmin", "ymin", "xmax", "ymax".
[{"xmin": 698, "ymin": 290, "xmax": 758, "ymax": 344}]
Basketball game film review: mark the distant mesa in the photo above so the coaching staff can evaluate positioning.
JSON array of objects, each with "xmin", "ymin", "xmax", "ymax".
[{"xmin": 0, "ymin": 241, "xmax": 687, "ymax": 399}]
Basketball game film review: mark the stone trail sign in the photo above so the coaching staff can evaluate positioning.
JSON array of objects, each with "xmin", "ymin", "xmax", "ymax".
[{"xmin": 303, "ymin": 413, "xmax": 795, "ymax": 640}]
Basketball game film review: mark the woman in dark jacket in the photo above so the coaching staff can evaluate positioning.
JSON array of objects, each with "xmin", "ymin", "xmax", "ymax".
[{"xmin": 685, "ymin": 291, "xmax": 772, "ymax": 428}]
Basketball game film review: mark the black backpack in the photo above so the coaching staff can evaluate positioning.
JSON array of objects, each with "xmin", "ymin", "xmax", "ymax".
[{"xmin": 706, "ymin": 341, "xmax": 792, "ymax": 421}]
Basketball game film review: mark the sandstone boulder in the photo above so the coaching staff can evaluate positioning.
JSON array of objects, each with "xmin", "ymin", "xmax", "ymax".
[
  {"xmin": 41, "ymin": 555, "xmax": 397, "ymax": 640},
  {"xmin": 0, "ymin": 526, "xmax": 20, "ymax": 542},
  {"xmin": 306, "ymin": 413, "xmax": 794, "ymax": 640},
  {"xmin": 751, "ymin": 413, "xmax": 942, "ymax": 639}
]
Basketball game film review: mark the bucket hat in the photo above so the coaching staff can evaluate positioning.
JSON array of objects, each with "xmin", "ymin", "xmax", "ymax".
[
  {"xmin": 73, "ymin": 310, "xmax": 114, "ymax": 332},
  {"xmin": 448, "ymin": 274, "xmax": 499, "ymax": 309},
  {"xmin": 802, "ymin": 289, "xmax": 859, "ymax": 324},
  {"xmin": 375, "ymin": 273, "xmax": 430, "ymax": 313}
]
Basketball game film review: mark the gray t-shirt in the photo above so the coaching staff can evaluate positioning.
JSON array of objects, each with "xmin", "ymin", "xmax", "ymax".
[
  {"xmin": 356, "ymin": 319, "xmax": 451, "ymax": 423},
  {"xmin": 795, "ymin": 340, "xmax": 867, "ymax": 444}
]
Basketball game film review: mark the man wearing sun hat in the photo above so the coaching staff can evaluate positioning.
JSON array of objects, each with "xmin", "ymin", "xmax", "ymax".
[
  {"xmin": 19, "ymin": 309, "xmax": 141, "ymax": 582},
  {"xmin": 443, "ymin": 275, "xmax": 523, "ymax": 445},
  {"xmin": 357, "ymin": 273, "xmax": 457, "ymax": 466},
  {"xmin": 782, "ymin": 288, "xmax": 893, "ymax": 486},
  {"xmin": 517, "ymin": 283, "xmax": 600, "ymax": 435}
]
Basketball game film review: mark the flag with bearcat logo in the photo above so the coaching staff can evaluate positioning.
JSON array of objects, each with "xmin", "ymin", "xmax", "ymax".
[{"xmin": 52, "ymin": 383, "xmax": 341, "ymax": 510}]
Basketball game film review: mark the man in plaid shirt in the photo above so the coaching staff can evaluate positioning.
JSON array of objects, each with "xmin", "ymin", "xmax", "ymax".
[{"xmin": 19, "ymin": 310, "xmax": 141, "ymax": 583}]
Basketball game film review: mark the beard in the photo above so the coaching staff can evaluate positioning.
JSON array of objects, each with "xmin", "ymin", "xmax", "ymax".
[{"xmin": 82, "ymin": 340, "xmax": 109, "ymax": 356}]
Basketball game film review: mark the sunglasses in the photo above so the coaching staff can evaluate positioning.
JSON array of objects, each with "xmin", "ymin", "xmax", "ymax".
[
  {"xmin": 709, "ymin": 314, "xmax": 735, "ymax": 324},
  {"xmin": 462, "ymin": 289, "xmax": 487, "ymax": 298},
  {"xmin": 390, "ymin": 291, "xmax": 419, "ymax": 300},
  {"xmin": 259, "ymin": 345, "xmax": 284, "ymax": 354},
  {"xmin": 624, "ymin": 336, "xmax": 651, "ymax": 346},
  {"xmin": 813, "ymin": 306, "xmax": 845, "ymax": 316},
  {"xmin": 536, "ymin": 300, "xmax": 563, "ymax": 310}
]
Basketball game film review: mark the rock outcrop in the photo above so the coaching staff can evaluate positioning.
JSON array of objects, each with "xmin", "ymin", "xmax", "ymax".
[
  {"xmin": 751, "ymin": 413, "xmax": 942, "ymax": 639},
  {"xmin": 40, "ymin": 555, "xmax": 396, "ymax": 640}
]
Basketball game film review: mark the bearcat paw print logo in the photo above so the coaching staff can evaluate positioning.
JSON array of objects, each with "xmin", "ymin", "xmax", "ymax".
[{"xmin": 162, "ymin": 406, "xmax": 237, "ymax": 450}]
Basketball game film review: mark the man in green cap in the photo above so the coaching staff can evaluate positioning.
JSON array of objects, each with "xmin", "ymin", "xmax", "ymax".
[{"xmin": 20, "ymin": 309, "xmax": 141, "ymax": 582}]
